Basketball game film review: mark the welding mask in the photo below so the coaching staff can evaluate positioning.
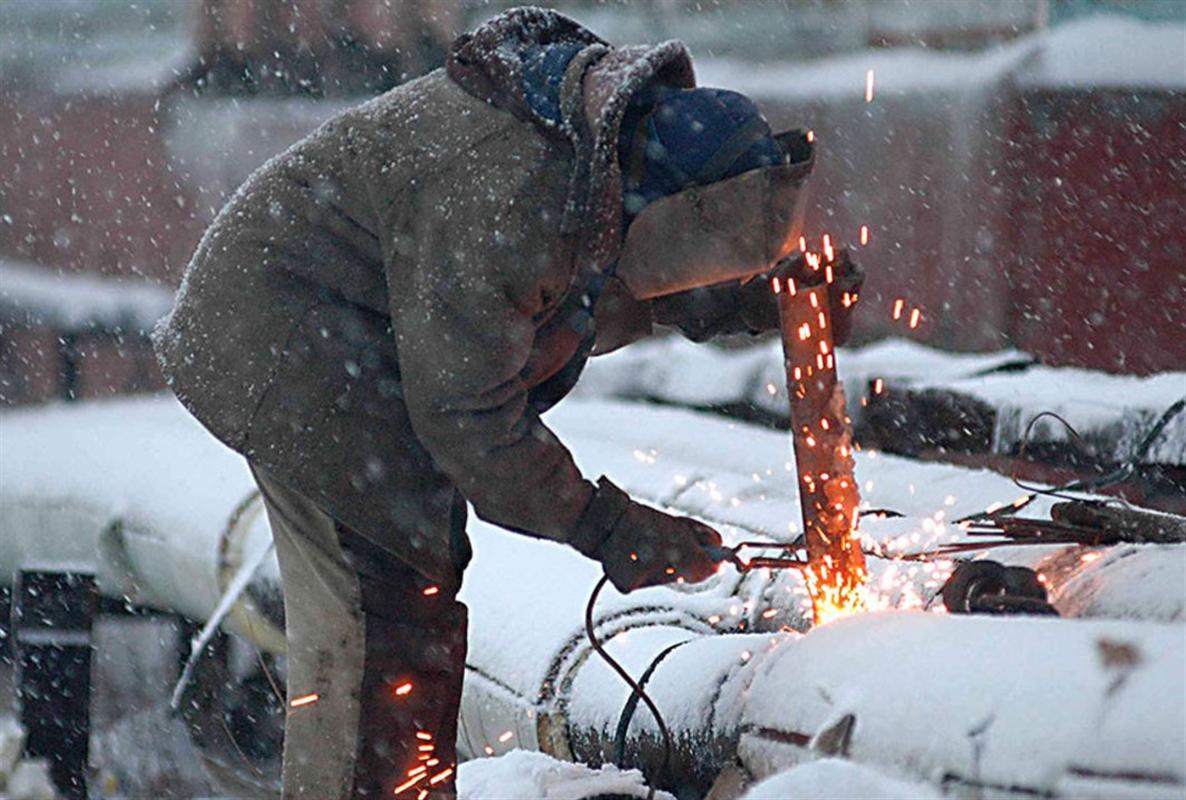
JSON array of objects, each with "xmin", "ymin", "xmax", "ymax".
[{"xmin": 614, "ymin": 127, "xmax": 813, "ymax": 300}]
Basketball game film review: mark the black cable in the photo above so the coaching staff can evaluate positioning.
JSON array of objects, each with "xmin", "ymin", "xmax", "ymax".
[
  {"xmin": 1013, "ymin": 399, "xmax": 1186, "ymax": 499},
  {"xmin": 955, "ymin": 398, "xmax": 1186, "ymax": 525},
  {"xmin": 612, "ymin": 640, "xmax": 688, "ymax": 767},
  {"xmin": 585, "ymin": 575, "xmax": 673, "ymax": 800}
]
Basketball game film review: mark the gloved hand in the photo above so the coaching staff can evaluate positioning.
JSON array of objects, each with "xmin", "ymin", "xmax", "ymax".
[
  {"xmin": 738, "ymin": 249, "xmax": 865, "ymax": 345},
  {"xmin": 568, "ymin": 477, "xmax": 724, "ymax": 593}
]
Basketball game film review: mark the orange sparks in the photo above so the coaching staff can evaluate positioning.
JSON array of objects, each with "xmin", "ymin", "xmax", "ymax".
[
  {"xmin": 865, "ymin": 68, "xmax": 875, "ymax": 102},
  {"xmin": 799, "ymin": 235, "xmax": 807, "ymax": 252},
  {"xmin": 393, "ymin": 774, "xmax": 427, "ymax": 794},
  {"xmin": 415, "ymin": 731, "xmax": 433, "ymax": 741},
  {"xmin": 417, "ymin": 744, "xmax": 434, "ymax": 753},
  {"xmin": 772, "ymin": 276, "xmax": 782, "ymax": 294},
  {"xmin": 859, "ymin": 224, "xmax": 870, "ymax": 245},
  {"xmin": 429, "ymin": 768, "xmax": 455, "ymax": 786},
  {"xmin": 407, "ymin": 766, "xmax": 427, "ymax": 778},
  {"xmin": 417, "ymin": 790, "xmax": 428, "ymax": 800},
  {"xmin": 788, "ymin": 278, "xmax": 796, "ymax": 296},
  {"xmin": 806, "ymin": 129, "xmax": 815, "ymax": 143},
  {"xmin": 892, "ymin": 298, "xmax": 905, "ymax": 320},
  {"xmin": 422, "ymin": 586, "xmax": 439, "ymax": 597},
  {"xmin": 289, "ymin": 693, "xmax": 319, "ymax": 709},
  {"xmin": 909, "ymin": 307, "xmax": 922, "ymax": 329},
  {"xmin": 825, "ymin": 264, "xmax": 834, "ymax": 284},
  {"xmin": 873, "ymin": 378, "xmax": 885, "ymax": 395},
  {"xmin": 498, "ymin": 730, "xmax": 514, "ymax": 743},
  {"xmin": 394, "ymin": 682, "xmax": 413, "ymax": 697}
]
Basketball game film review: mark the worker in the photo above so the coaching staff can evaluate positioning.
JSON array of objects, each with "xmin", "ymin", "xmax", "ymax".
[{"xmin": 154, "ymin": 7, "xmax": 859, "ymax": 799}]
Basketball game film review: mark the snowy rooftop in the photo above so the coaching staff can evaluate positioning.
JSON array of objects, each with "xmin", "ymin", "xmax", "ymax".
[
  {"xmin": 0, "ymin": 258, "xmax": 173, "ymax": 333},
  {"xmin": 698, "ymin": 15, "xmax": 1186, "ymax": 99}
]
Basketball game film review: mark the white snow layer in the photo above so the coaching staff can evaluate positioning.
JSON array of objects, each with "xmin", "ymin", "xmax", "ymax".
[
  {"xmin": 0, "ymin": 717, "xmax": 56, "ymax": 800},
  {"xmin": 575, "ymin": 335, "xmax": 1186, "ymax": 464},
  {"xmin": 575, "ymin": 335, "xmax": 1030, "ymax": 418},
  {"xmin": 2, "ymin": 392, "xmax": 1185, "ymax": 796},
  {"xmin": 698, "ymin": 15, "xmax": 1186, "ymax": 100},
  {"xmin": 458, "ymin": 750, "xmax": 671, "ymax": 800},
  {"xmin": 741, "ymin": 758, "xmax": 941, "ymax": 800},
  {"xmin": 0, "ymin": 258, "xmax": 173, "ymax": 332},
  {"xmin": 739, "ymin": 612, "xmax": 1186, "ymax": 796}
]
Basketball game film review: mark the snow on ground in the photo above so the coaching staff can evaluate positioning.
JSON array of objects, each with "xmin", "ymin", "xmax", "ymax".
[
  {"xmin": 741, "ymin": 758, "xmax": 941, "ymax": 800},
  {"xmin": 458, "ymin": 750, "xmax": 670, "ymax": 800},
  {"xmin": 698, "ymin": 15, "xmax": 1186, "ymax": 100},
  {"xmin": 0, "ymin": 394, "xmax": 267, "ymax": 626},
  {"xmin": 0, "ymin": 717, "xmax": 56, "ymax": 800}
]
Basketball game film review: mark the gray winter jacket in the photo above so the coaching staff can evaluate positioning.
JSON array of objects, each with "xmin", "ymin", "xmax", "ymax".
[{"xmin": 153, "ymin": 8, "xmax": 813, "ymax": 589}]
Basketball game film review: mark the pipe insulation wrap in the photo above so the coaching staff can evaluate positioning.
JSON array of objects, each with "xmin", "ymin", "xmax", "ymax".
[
  {"xmin": 739, "ymin": 612, "xmax": 1185, "ymax": 796},
  {"xmin": 3, "ymin": 397, "xmax": 1185, "ymax": 797}
]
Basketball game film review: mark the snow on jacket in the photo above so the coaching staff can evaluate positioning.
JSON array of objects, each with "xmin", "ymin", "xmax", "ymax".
[{"xmin": 153, "ymin": 7, "xmax": 813, "ymax": 589}]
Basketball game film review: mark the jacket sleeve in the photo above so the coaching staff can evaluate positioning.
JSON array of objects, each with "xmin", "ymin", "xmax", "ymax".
[{"xmin": 385, "ymin": 143, "xmax": 595, "ymax": 543}]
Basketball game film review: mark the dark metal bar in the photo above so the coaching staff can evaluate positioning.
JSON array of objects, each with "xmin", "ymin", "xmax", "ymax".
[{"xmin": 13, "ymin": 568, "xmax": 99, "ymax": 799}]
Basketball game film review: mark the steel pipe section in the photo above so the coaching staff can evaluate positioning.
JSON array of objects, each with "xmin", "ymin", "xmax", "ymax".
[
  {"xmin": 0, "ymin": 397, "xmax": 284, "ymax": 653},
  {"xmin": 4, "ymin": 396, "xmax": 1184, "ymax": 798},
  {"xmin": 738, "ymin": 612, "xmax": 1186, "ymax": 799}
]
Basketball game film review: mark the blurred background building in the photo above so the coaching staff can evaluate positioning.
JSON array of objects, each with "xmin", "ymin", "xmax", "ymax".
[{"xmin": 1, "ymin": 0, "xmax": 1183, "ymax": 405}]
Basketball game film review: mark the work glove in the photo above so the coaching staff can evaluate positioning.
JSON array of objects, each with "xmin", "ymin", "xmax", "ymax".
[
  {"xmin": 568, "ymin": 477, "xmax": 724, "ymax": 593},
  {"xmin": 739, "ymin": 249, "xmax": 865, "ymax": 346}
]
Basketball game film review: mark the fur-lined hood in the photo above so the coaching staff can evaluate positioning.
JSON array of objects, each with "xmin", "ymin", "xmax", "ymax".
[{"xmin": 447, "ymin": 7, "xmax": 696, "ymax": 271}]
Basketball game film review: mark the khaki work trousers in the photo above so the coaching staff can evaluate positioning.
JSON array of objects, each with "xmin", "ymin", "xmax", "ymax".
[{"xmin": 251, "ymin": 464, "xmax": 467, "ymax": 800}]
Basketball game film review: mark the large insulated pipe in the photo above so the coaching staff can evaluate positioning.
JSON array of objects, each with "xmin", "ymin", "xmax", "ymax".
[
  {"xmin": 0, "ymin": 399, "xmax": 285, "ymax": 654},
  {"xmin": 460, "ymin": 607, "xmax": 1185, "ymax": 799},
  {"xmin": 5, "ymin": 397, "xmax": 1184, "ymax": 799},
  {"xmin": 737, "ymin": 612, "xmax": 1186, "ymax": 799}
]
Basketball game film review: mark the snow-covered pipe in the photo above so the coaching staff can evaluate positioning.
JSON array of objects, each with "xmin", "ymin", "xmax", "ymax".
[
  {"xmin": 738, "ymin": 612, "xmax": 1185, "ymax": 799},
  {"xmin": 0, "ymin": 398, "xmax": 285, "ymax": 654},
  {"xmin": 4, "ymin": 397, "xmax": 1185, "ymax": 799},
  {"xmin": 459, "ymin": 595, "xmax": 1185, "ymax": 798}
]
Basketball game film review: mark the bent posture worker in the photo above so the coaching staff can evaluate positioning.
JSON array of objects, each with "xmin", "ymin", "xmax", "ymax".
[{"xmin": 156, "ymin": 8, "xmax": 858, "ymax": 798}]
